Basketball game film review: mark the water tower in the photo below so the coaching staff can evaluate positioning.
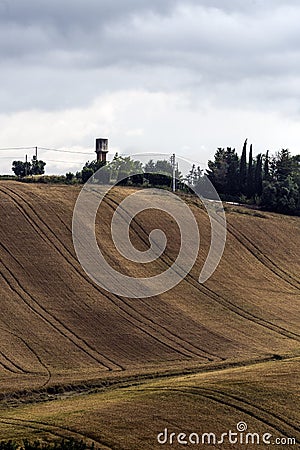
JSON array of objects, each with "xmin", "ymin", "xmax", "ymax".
[{"xmin": 95, "ymin": 138, "xmax": 108, "ymax": 163}]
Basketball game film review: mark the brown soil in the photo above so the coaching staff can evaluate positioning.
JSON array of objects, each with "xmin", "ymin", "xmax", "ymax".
[{"xmin": 0, "ymin": 181, "xmax": 298, "ymax": 448}]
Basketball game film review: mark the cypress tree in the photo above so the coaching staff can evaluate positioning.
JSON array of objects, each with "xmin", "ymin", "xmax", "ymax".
[
  {"xmin": 263, "ymin": 150, "xmax": 270, "ymax": 181},
  {"xmin": 225, "ymin": 147, "xmax": 239, "ymax": 196},
  {"xmin": 239, "ymin": 138, "xmax": 247, "ymax": 195},
  {"xmin": 247, "ymin": 144, "xmax": 254, "ymax": 198},
  {"xmin": 255, "ymin": 153, "xmax": 263, "ymax": 196}
]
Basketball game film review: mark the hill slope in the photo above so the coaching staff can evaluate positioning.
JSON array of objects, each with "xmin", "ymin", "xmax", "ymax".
[
  {"xmin": 0, "ymin": 181, "xmax": 299, "ymax": 395},
  {"xmin": 1, "ymin": 357, "xmax": 299, "ymax": 449}
]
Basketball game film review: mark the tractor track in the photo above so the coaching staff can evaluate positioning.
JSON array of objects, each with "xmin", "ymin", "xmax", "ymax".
[
  {"xmin": 0, "ymin": 417, "xmax": 111, "ymax": 449},
  {"xmin": 0, "ymin": 328, "xmax": 30, "ymax": 374},
  {"xmin": 138, "ymin": 385, "xmax": 299, "ymax": 439},
  {"xmin": 0, "ymin": 326, "xmax": 51, "ymax": 386},
  {"xmin": 0, "ymin": 239, "xmax": 114, "ymax": 372},
  {"xmin": 0, "ymin": 356, "xmax": 21, "ymax": 374},
  {"xmin": 209, "ymin": 206, "xmax": 300, "ymax": 290},
  {"xmin": 106, "ymin": 192, "xmax": 300, "ymax": 343},
  {"xmin": 2, "ymin": 185, "xmax": 217, "ymax": 363},
  {"xmin": 227, "ymin": 220, "xmax": 300, "ymax": 290},
  {"xmin": 26, "ymin": 188, "xmax": 220, "ymax": 362},
  {"xmin": 0, "ymin": 225, "xmax": 117, "ymax": 373},
  {"xmin": 203, "ymin": 387, "xmax": 300, "ymax": 434},
  {"xmin": 173, "ymin": 387, "xmax": 300, "ymax": 440},
  {"xmin": 0, "ymin": 252, "xmax": 52, "ymax": 384},
  {"xmin": 0, "ymin": 350, "xmax": 27, "ymax": 374}
]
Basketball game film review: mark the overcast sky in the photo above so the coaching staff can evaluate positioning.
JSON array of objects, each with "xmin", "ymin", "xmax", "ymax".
[{"xmin": 1, "ymin": 0, "xmax": 300, "ymax": 174}]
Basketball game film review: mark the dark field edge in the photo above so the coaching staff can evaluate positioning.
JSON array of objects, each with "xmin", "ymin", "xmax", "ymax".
[{"xmin": 0, "ymin": 353, "xmax": 297, "ymax": 409}]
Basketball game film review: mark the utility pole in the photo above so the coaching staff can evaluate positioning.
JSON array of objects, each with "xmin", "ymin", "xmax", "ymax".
[
  {"xmin": 170, "ymin": 153, "xmax": 176, "ymax": 192},
  {"xmin": 35, "ymin": 146, "xmax": 38, "ymax": 160},
  {"xmin": 25, "ymin": 154, "xmax": 28, "ymax": 176}
]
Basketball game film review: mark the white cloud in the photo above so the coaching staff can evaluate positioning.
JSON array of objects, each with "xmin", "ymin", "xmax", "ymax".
[{"xmin": 0, "ymin": 89, "xmax": 299, "ymax": 174}]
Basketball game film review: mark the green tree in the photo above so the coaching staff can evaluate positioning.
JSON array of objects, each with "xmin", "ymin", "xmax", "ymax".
[
  {"xmin": 247, "ymin": 144, "xmax": 254, "ymax": 198},
  {"xmin": 261, "ymin": 150, "xmax": 299, "ymax": 215},
  {"xmin": 65, "ymin": 172, "xmax": 74, "ymax": 182},
  {"xmin": 185, "ymin": 164, "xmax": 202, "ymax": 186},
  {"xmin": 274, "ymin": 149, "xmax": 294, "ymax": 181},
  {"xmin": 144, "ymin": 159, "xmax": 156, "ymax": 173},
  {"xmin": 263, "ymin": 150, "xmax": 270, "ymax": 181},
  {"xmin": 12, "ymin": 160, "xmax": 33, "ymax": 177},
  {"xmin": 12, "ymin": 160, "xmax": 29, "ymax": 177},
  {"xmin": 291, "ymin": 155, "xmax": 300, "ymax": 187},
  {"xmin": 254, "ymin": 153, "xmax": 263, "ymax": 197},
  {"xmin": 207, "ymin": 147, "xmax": 239, "ymax": 197},
  {"xmin": 81, "ymin": 167, "xmax": 94, "ymax": 183},
  {"xmin": 83, "ymin": 159, "xmax": 106, "ymax": 173},
  {"xmin": 261, "ymin": 176, "xmax": 299, "ymax": 215},
  {"xmin": 207, "ymin": 148, "xmax": 228, "ymax": 195},
  {"xmin": 225, "ymin": 148, "xmax": 240, "ymax": 196},
  {"xmin": 153, "ymin": 160, "xmax": 173, "ymax": 175},
  {"xmin": 239, "ymin": 138, "xmax": 247, "ymax": 195},
  {"xmin": 144, "ymin": 159, "xmax": 182, "ymax": 186},
  {"xmin": 80, "ymin": 159, "xmax": 108, "ymax": 184},
  {"xmin": 12, "ymin": 156, "xmax": 46, "ymax": 178},
  {"xmin": 108, "ymin": 153, "xmax": 143, "ymax": 182},
  {"xmin": 31, "ymin": 157, "xmax": 46, "ymax": 175}
]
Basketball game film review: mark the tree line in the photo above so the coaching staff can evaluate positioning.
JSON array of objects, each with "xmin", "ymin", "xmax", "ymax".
[
  {"xmin": 203, "ymin": 140, "xmax": 299, "ymax": 215},
  {"xmin": 12, "ymin": 157, "xmax": 46, "ymax": 177},
  {"xmin": 8, "ymin": 143, "xmax": 300, "ymax": 216},
  {"xmin": 73, "ymin": 153, "xmax": 182, "ymax": 188}
]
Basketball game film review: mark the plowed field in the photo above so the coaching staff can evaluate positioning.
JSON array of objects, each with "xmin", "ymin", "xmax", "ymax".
[{"xmin": 0, "ymin": 181, "xmax": 299, "ymax": 448}]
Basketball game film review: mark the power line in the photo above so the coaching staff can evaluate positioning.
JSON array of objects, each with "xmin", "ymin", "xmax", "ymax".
[
  {"xmin": 0, "ymin": 147, "xmax": 35, "ymax": 152},
  {"xmin": 0, "ymin": 146, "xmax": 92, "ymax": 155},
  {"xmin": 39, "ymin": 147, "xmax": 92, "ymax": 155},
  {"xmin": 0, "ymin": 156, "xmax": 24, "ymax": 159},
  {"xmin": 46, "ymin": 159, "xmax": 86, "ymax": 164}
]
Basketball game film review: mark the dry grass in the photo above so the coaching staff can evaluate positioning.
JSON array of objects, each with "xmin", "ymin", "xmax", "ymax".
[
  {"xmin": 0, "ymin": 358, "xmax": 298, "ymax": 449},
  {"xmin": 0, "ymin": 181, "xmax": 299, "ymax": 448}
]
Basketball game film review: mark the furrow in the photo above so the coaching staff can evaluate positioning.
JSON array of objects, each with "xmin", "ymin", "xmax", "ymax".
[
  {"xmin": 0, "ymin": 350, "xmax": 27, "ymax": 374},
  {"xmin": 0, "ymin": 417, "xmax": 110, "ymax": 449},
  {"xmin": 168, "ymin": 388, "xmax": 299, "ymax": 440},
  {"xmin": 0, "ymin": 261, "xmax": 52, "ymax": 381},
  {"xmin": 0, "ymin": 186, "xmax": 123, "ymax": 370},
  {"xmin": 227, "ymin": 221, "xmax": 300, "ymax": 290},
  {"xmin": 207, "ymin": 388, "xmax": 300, "ymax": 433},
  {"xmin": 0, "ymin": 356, "xmax": 20, "ymax": 374},
  {"xmin": 0, "ymin": 239, "xmax": 115, "ymax": 372},
  {"xmin": 3, "ymin": 185, "xmax": 211, "ymax": 361},
  {"xmin": 107, "ymin": 194, "xmax": 300, "ymax": 342},
  {"xmin": 0, "ymin": 326, "xmax": 51, "ymax": 385}
]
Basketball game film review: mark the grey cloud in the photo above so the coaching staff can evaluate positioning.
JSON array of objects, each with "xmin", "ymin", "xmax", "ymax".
[
  {"xmin": 0, "ymin": 0, "xmax": 180, "ymax": 65},
  {"xmin": 1, "ymin": 0, "xmax": 300, "ymax": 113},
  {"xmin": 2, "ymin": 1, "xmax": 300, "ymax": 66},
  {"xmin": 0, "ymin": 0, "xmax": 176, "ymax": 28}
]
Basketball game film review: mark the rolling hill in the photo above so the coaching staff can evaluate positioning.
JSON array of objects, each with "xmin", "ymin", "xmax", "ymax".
[{"xmin": 0, "ymin": 181, "xmax": 299, "ymax": 448}]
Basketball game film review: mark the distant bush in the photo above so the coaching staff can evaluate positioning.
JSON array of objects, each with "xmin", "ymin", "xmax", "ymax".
[
  {"xmin": 81, "ymin": 167, "xmax": 94, "ymax": 184},
  {"xmin": 0, "ymin": 439, "xmax": 95, "ymax": 450},
  {"xmin": 17, "ymin": 175, "xmax": 67, "ymax": 184},
  {"xmin": 143, "ymin": 173, "xmax": 172, "ymax": 188},
  {"xmin": 0, "ymin": 175, "xmax": 16, "ymax": 180},
  {"xmin": 65, "ymin": 172, "xmax": 74, "ymax": 182},
  {"xmin": 0, "ymin": 441, "xmax": 17, "ymax": 450}
]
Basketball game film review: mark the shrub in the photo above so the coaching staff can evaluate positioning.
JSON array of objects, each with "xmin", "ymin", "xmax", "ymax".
[
  {"xmin": 65, "ymin": 172, "xmax": 74, "ymax": 182},
  {"xmin": 81, "ymin": 167, "xmax": 94, "ymax": 184},
  {"xmin": 0, "ymin": 439, "xmax": 95, "ymax": 450}
]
